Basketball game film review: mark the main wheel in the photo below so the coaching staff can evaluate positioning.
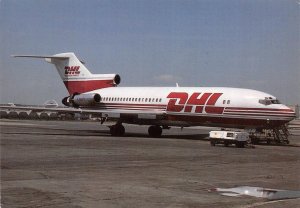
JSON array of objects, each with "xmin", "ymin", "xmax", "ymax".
[
  {"xmin": 110, "ymin": 124, "xmax": 125, "ymax": 136},
  {"xmin": 235, "ymin": 141, "xmax": 245, "ymax": 148},
  {"xmin": 148, "ymin": 125, "xmax": 162, "ymax": 138}
]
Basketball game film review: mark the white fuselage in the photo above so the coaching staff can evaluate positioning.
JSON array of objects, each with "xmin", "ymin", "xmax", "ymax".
[
  {"xmin": 85, "ymin": 87, "xmax": 295, "ymax": 129},
  {"xmin": 13, "ymin": 53, "xmax": 295, "ymax": 130}
]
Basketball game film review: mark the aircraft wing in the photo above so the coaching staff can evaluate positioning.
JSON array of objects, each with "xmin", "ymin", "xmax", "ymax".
[
  {"xmin": 0, "ymin": 105, "xmax": 166, "ymax": 120},
  {"xmin": 0, "ymin": 105, "xmax": 81, "ymax": 113}
]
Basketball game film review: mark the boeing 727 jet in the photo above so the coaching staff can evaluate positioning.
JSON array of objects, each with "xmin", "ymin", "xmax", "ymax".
[{"xmin": 11, "ymin": 53, "xmax": 295, "ymax": 138}]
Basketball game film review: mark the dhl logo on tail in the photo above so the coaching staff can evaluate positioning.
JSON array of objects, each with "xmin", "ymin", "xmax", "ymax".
[{"xmin": 64, "ymin": 66, "xmax": 80, "ymax": 76}]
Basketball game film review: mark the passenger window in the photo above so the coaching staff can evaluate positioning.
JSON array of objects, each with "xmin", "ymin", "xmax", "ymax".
[
  {"xmin": 227, "ymin": 100, "xmax": 230, "ymax": 104},
  {"xmin": 226, "ymin": 133, "xmax": 234, "ymax": 137},
  {"xmin": 159, "ymin": 98, "xmax": 162, "ymax": 102},
  {"xmin": 223, "ymin": 100, "xmax": 226, "ymax": 104},
  {"xmin": 145, "ymin": 98, "xmax": 148, "ymax": 102}
]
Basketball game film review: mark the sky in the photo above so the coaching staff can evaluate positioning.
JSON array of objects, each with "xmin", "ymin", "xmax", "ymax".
[{"xmin": 0, "ymin": 0, "xmax": 299, "ymax": 105}]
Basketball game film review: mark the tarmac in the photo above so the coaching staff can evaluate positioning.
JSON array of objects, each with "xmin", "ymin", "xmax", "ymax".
[{"xmin": 1, "ymin": 119, "xmax": 300, "ymax": 208}]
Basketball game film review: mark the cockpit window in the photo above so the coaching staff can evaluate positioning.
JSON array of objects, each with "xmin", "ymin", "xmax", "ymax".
[
  {"xmin": 270, "ymin": 99, "xmax": 281, "ymax": 104},
  {"xmin": 259, "ymin": 97, "xmax": 281, "ymax": 105}
]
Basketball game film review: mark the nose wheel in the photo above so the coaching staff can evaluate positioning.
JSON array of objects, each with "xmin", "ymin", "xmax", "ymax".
[
  {"xmin": 148, "ymin": 125, "xmax": 162, "ymax": 138},
  {"xmin": 110, "ymin": 124, "xmax": 125, "ymax": 136}
]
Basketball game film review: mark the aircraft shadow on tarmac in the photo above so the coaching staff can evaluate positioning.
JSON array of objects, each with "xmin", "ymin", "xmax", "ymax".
[
  {"xmin": 1, "ymin": 123, "xmax": 298, "ymax": 148},
  {"xmin": 2, "ymin": 125, "xmax": 209, "ymax": 140},
  {"xmin": 124, "ymin": 132, "xmax": 209, "ymax": 140},
  {"xmin": 3, "ymin": 125, "xmax": 299, "ymax": 147},
  {"xmin": 4, "ymin": 128, "xmax": 299, "ymax": 148},
  {"xmin": 13, "ymin": 130, "xmax": 209, "ymax": 141}
]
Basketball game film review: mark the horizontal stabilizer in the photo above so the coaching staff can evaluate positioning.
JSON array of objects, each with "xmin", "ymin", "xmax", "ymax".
[
  {"xmin": 12, "ymin": 55, "xmax": 68, "ymax": 59},
  {"xmin": 12, "ymin": 52, "xmax": 120, "ymax": 94}
]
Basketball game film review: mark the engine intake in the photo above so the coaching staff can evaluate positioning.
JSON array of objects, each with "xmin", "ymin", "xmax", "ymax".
[
  {"xmin": 113, "ymin": 74, "xmax": 121, "ymax": 85},
  {"xmin": 62, "ymin": 96, "xmax": 71, "ymax": 107}
]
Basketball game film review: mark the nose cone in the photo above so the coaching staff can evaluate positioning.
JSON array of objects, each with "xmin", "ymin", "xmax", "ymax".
[{"xmin": 280, "ymin": 105, "xmax": 296, "ymax": 121}]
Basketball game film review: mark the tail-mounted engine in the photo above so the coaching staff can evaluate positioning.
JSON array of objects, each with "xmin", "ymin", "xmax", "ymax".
[
  {"xmin": 113, "ymin": 74, "xmax": 121, "ymax": 86},
  {"xmin": 62, "ymin": 93, "xmax": 101, "ymax": 107}
]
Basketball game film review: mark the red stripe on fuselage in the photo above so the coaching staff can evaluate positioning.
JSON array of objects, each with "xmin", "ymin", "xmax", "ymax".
[
  {"xmin": 225, "ymin": 107, "xmax": 294, "ymax": 112},
  {"xmin": 224, "ymin": 111, "xmax": 295, "ymax": 116},
  {"xmin": 81, "ymin": 103, "xmax": 166, "ymax": 111},
  {"xmin": 102, "ymin": 103, "xmax": 167, "ymax": 108},
  {"xmin": 167, "ymin": 114, "xmax": 289, "ymax": 128}
]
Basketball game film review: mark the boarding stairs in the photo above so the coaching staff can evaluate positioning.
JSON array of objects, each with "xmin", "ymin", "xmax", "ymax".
[{"xmin": 249, "ymin": 125, "xmax": 290, "ymax": 145}]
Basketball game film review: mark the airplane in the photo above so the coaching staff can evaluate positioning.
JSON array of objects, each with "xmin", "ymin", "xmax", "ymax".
[{"xmin": 10, "ymin": 52, "xmax": 295, "ymax": 137}]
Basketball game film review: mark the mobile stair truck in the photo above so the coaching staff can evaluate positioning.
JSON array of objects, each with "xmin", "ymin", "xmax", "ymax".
[{"xmin": 209, "ymin": 131, "xmax": 250, "ymax": 148}]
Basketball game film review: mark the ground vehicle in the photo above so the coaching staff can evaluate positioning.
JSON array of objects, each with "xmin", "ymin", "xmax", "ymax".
[{"xmin": 209, "ymin": 131, "xmax": 249, "ymax": 148}]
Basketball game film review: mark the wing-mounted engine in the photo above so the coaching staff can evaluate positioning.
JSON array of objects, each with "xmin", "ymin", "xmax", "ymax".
[{"xmin": 62, "ymin": 93, "xmax": 101, "ymax": 107}]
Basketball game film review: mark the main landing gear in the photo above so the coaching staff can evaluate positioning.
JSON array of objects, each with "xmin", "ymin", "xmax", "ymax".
[
  {"xmin": 109, "ymin": 123, "xmax": 163, "ymax": 138},
  {"xmin": 148, "ymin": 125, "xmax": 163, "ymax": 138},
  {"xmin": 110, "ymin": 123, "xmax": 125, "ymax": 136}
]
